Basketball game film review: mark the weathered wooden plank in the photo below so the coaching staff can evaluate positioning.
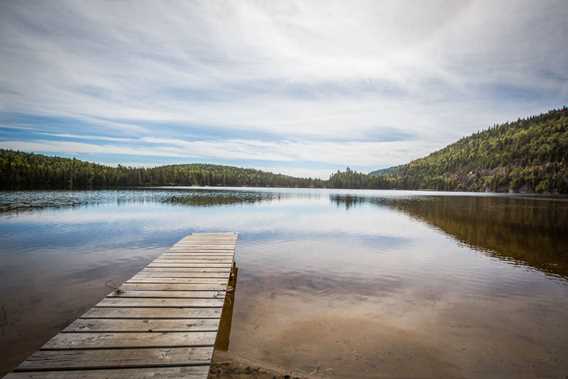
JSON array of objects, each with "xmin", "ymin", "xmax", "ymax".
[
  {"xmin": 184, "ymin": 235, "xmax": 235, "ymax": 237},
  {"xmin": 154, "ymin": 259, "xmax": 234, "ymax": 263},
  {"xmin": 178, "ymin": 241, "xmax": 235, "ymax": 245},
  {"xmin": 159, "ymin": 256, "xmax": 233, "ymax": 260},
  {"xmin": 17, "ymin": 346, "xmax": 213, "ymax": 370},
  {"xmin": 155, "ymin": 256, "xmax": 234, "ymax": 260},
  {"xmin": 133, "ymin": 271, "xmax": 229, "ymax": 279},
  {"xmin": 43, "ymin": 332, "xmax": 217, "ymax": 349},
  {"xmin": 177, "ymin": 242, "xmax": 235, "ymax": 245},
  {"xmin": 159, "ymin": 258, "xmax": 233, "ymax": 262},
  {"xmin": 167, "ymin": 251, "xmax": 234, "ymax": 254},
  {"xmin": 108, "ymin": 290, "xmax": 225, "ymax": 299},
  {"xmin": 178, "ymin": 244, "xmax": 235, "ymax": 246},
  {"xmin": 97, "ymin": 298, "xmax": 224, "ymax": 308},
  {"xmin": 127, "ymin": 278, "xmax": 227, "ymax": 284},
  {"xmin": 128, "ymin": 277, "xmax": 228, "ymax": 284},
  {"xmin": 182, "ymin": 235, "xmax": 236, "ymax": 239},
  {"xmin": 169, "ymin": 246, "xmax": 234, "ymax": 249},
  {"xmin": 142, "ymin": 267, "xmax": 231, "ymax": 272},
  {"xmin": 64, "ymin": 319, "xmax": 220, "ymax": 333},
  {"xmin": 148, "ymin": 263, "xmax": 231, "ymax": 268},
  {"xmin": 165, "ymin": 252, "xmax": 235, "ymax": 255},
  {"xmin": 5, "ymin": 366, "xmax": 211, "ymax": 379},
  {"xmin": 81, "ymin": 307, "xmax": 221, "ymax": 319},
  {"xmin": 160, "ymin": 253, "xmax": 234, "ymax": 260},
  {"xmin": 177, "ymin": 240, "xmax": 235, "ymax": 243},
  {"xmin": 174, "ymin": 246, "xmax": 234, "ymax": 249},
  {"xmin": 119, "ymin": 283, "xmax": 226, "ymax": 292},
  {"xmin": 148, "ymin": 262, "xmax": 233, "ymax": 268},
  {"xmin": 151, "ymin": 259, "xmax": 233, "ymax": 264},
  {"xmin": 176, "ymin": 244, "xmax": 235, "ymax": 247}
]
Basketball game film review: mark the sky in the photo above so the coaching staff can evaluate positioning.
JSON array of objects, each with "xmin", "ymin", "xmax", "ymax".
[{"xmin": 0, "ymin": 1, "xmax": 567, "ymax": 178}]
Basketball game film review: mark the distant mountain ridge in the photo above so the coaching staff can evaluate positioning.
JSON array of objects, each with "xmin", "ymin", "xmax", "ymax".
[{"xmin": 370, "ymin": 107, "xmax": 568, "ymax": 193}]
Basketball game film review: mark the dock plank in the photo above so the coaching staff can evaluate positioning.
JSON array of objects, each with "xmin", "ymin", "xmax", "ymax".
[
  {"xmin": 142, "ymin": 267, "xmax": 230, "ymax": 272},
  {"xmin": 136, "ymin": 270, "xmax": 230, "ymax": 278},
  {"xmin": 6, "ymin": 366, "xmax": 210, "ymax": 379},
  {"xmin": 17, "ymin": 347, "xmax": 213, "ymax": 370},
  {"xmin": 118, "ymin": 283, "xmax": 227, "ymax": 292},
  {"xmin": 81, "ymin": 307, "xmax": 222, "ymax": 319},
  {"xmin": 127, "ymin": 278, "xmax": 228, "ymax": 284},
  {"xmin": 64, "ymin": 319, "xmax": 220, "ymax": 332},
  {"xmin": 150, "ymin": 260, "xmax": 233, "ymax": 265},
  {"xmin": 147, "ymin": 264, "xmax": 232, "ymax": 269},
  {"xmin": 157, "ymin": 257, "xmax": 233, "ymax": 261},
  {"xmin": 108, "ymin": 290, "xmax": 225, "ymax": 298},
  {"xmin": 96, "ymin": 298, "xmax": 224, "ymax": 308},
  {"xmin": 43, "ymin": 332, "xmax": 217, "ymax": 349}
]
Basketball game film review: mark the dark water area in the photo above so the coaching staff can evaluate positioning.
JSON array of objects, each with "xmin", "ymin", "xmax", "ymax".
[{"xmin": 0, "ymin": 188, "xmax": 567, "ymax": 378}]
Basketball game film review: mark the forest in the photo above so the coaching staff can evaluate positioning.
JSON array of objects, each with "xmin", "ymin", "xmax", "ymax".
[
  {"xmin": 0, "ymin": 150, "xmax": 325, "ymax": 190},
  {"xmin": 370, "ymin": 107, "xmax": 568, "ymax": 193},
  {"xmin": 1, "ymin": 107, "xmax": 567, "ymax": 193}
]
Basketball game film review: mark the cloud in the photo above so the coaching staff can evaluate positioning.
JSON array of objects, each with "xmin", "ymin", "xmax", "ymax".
[
  {"xmin": 0, "ymin": 0, "xmax": 566, "ymax": 177},
  {"xmin": 0, "ymin": 136, "xmax": 437, "ymax": 170}
]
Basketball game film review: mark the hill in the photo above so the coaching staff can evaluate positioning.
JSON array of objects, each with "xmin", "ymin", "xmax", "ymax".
[
  {"xmin": 371, "ymin": 107, "xmax": 568, "ymax": 193},
  {"xmin": 0, "ymin": 150, "xmax": 324, "ymax": 190}
]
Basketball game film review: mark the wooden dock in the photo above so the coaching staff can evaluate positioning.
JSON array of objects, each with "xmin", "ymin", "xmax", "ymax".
[{"xmin": 4, "ymin": 232, "xmax": 238, "ymax": 379}]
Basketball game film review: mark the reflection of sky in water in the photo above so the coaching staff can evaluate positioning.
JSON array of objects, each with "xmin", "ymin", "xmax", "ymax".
[
  {"xmin": 2, "ymin": 189, "xmax": 568, "ymax": 299},
  {"xmin": 0, "ymin": 188, "xmax": 567, "ymax": 377}
]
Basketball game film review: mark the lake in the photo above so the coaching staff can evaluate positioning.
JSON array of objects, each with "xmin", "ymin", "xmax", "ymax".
[{"xmin": 0, "ymin": 188, "xmax": 567, "ymax": 378}]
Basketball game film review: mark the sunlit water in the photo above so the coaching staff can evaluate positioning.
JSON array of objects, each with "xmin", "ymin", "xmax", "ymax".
[{"xmin": 0, "ymin": 188, "xmax": 567, "ymax": 378}]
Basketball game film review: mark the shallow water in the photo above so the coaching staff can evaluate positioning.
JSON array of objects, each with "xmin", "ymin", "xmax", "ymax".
[{"xmin": 0, "ymin": 188, "xmax": 567, "ymax": 378}]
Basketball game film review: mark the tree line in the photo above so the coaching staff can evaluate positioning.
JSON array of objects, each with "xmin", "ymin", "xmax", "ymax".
[
  {"xmin": 1, "ymin": 107, "xmax": 567, "ymax": 193},
  {"xmin": 0, "ymin": 150, "xmax": 325, "ymax": 190}
]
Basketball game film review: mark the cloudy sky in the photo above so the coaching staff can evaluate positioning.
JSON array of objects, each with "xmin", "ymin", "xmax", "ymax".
[{"xmin": 0, "ymin": 0, "xmax": 566, "ymax": 178}]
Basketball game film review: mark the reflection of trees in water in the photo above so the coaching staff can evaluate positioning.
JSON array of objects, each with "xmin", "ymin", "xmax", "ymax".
[
  {"xmin": 164, "ymin": 191, "xmax": 280, "ymax": 207},
  {"xmin": 330, "ymin": 194, "xmax": 368, "ymax": 210},
  {"xmin": 0, "ymin": 190, "xmax": 280, "ymax": 213},
  {"xmin": 330, "ymin": 194, "xmax": 568, "ymax": 278}
]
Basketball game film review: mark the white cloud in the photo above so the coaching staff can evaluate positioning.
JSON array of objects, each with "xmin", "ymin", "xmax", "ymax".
[
  {"xmin": 0, "ymin": 0, "xmax": 566, "ymax": 176},
  {"xmin": 0, "ymin": 136, "xmax": 438, "ymax": 176}
]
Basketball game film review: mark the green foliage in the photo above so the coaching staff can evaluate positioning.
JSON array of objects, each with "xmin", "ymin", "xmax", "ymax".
[
  {"xmin": 371, "ymin": 107, "xmax": 568, "ymax": 193},
  {"xmin": 328, "ymin": 167, "xmax": 390, "ymax": 189},
  {"xmin": 0, "ymin": 150, "xmax": 325, "ymax": 190}
]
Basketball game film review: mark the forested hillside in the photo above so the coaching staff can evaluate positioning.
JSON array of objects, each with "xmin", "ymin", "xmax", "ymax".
[
  {"xmin": 0, "ymin": 150, "xmax": 324, "ymax": 190},
  {"xmin": 371, "ymin": 107, "xmax": 568, "ymax": 193}
]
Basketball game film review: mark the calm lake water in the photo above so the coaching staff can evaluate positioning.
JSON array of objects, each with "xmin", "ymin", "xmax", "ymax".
[{"xmin": 1, "ymin": 188, "xmax": 567, "ymax": 378}]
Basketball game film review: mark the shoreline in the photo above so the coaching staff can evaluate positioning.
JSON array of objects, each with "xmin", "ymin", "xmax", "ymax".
[{"xmin": 211, "ymin": 351, "xmax": 313, "ymax": 379}]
